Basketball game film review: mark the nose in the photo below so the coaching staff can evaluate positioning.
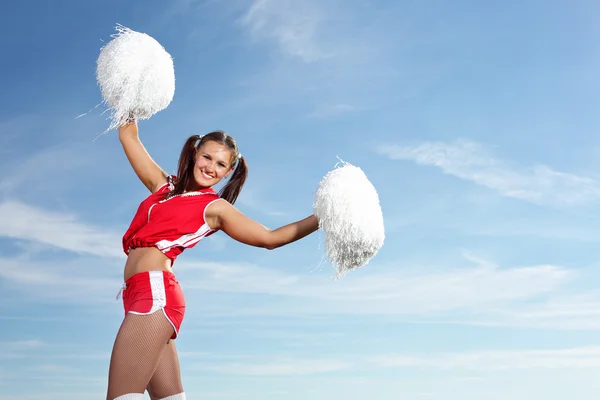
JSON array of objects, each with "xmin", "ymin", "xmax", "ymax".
[{"xmin": 204, "ymin": 161, "xmax": 216, "ymax": 173}]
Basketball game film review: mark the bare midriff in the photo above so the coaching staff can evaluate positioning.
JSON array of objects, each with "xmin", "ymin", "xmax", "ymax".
[{"xmin": 124, "ymin": 247, "xmax": 173, "ymax": 281}]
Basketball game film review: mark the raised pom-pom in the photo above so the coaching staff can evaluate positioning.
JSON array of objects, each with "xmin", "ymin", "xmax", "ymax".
[
  {"xmin": 96, "ymin": 24, "xmax": 175, "ymax": 131},
  {"xmin": 314, "ymin": 160, "xmax": 385, "ymax": 278}
]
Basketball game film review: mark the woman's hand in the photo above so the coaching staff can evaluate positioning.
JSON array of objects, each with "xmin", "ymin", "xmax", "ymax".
[{"xmin": 118, "ymin": 119, "xmax": 138, "ymax": 141}]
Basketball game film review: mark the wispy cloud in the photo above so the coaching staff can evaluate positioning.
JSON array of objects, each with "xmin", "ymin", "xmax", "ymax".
[
  {"xmin": 0, "ymin": 340, "xmax": 45, "ymax": 350},
  {"xmin": 196, "ymin": 357, "xmax": 351, "ymax": 376},
  {"xmin": 377, "ymin": 140, "xmax": 600, "ymax": 207},
  {"xmin": 236, "ymin": 188, "xmax": 288, "ymax": 218},
  {"xmin": 470, "ymin": 292, "xmax": 600, "ymax": 330},
  {"xmin": 0, "ymin": 199, "xmax": 585, "ymax": 330},
  {"xmin": 0, "ymin": 216, "xmax": 584, "ymax": 330},
  {"xmin": 0, "ymin": 393, "xmax": 105, "ymax": 400},
  {"xmin": 32, "ymin": 365, "xmax": 79, "ymax": 374},
  {"xmin": 177, "ymin": 253, "xmax": 572, "ymax": 317},
  {"xmin": 0, "ymin": 255, "xmax": 121, "ymax": 304},
  {"xmin": 0, "ymin": 316, "xmax": 70, "ymax": 322},
  {"xmin": 0, "ymin": 144, "xmax": 95, "ymax": 196},
  {"xmin": 227, "ymin": 0, "xmax": 424, "ymax": 124},
  {"xmin": 239, "ymin": 0, "xmax": 327, "ymax": 62},
  {"xmin": 6, "ymin": 249, "xmax": 597, "ymax": 331},
  {"xmin": 0, "ymin": 115, "xmax": 47, "ymax": 158},
  {"xmin": 0, "ymin": 201, "xmax": 123, "ymax": 259},
  {"xmin": 370, "ymin": 346, "xmax": 600, "ymax": 371},
  {"xmin": 179, "ymin": 345, "xmax": 600, "ymax": 377},
  {"xmin": 0, "ymin": 340, "xmax": 46, "ymax": 360}
]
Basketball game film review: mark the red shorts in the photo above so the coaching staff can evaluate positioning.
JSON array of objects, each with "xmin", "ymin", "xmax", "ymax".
[{"xmin": 122, "ymin": 271, "xmax": 185, "ymax": 339}]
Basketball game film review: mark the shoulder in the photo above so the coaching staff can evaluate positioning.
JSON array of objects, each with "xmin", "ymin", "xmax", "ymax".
[
  {"xmin": 204, "ymin": 198, "xmax": 231, "ymax": 230},
  {"xmin": 205, "ymin": 198, "xmax": 231, "ymax": 216}
]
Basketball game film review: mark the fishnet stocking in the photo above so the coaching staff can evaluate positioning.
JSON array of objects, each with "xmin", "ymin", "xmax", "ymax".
[
  {"xmin": 146, "ymin": 340, "xmax": 184, "ymax": 400},
  {"xmin": 106, "ymin": 311, "xmax": 175, "ymax": 400}
]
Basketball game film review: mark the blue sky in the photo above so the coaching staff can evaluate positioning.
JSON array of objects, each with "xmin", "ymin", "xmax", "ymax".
[{"xmin": 2, "ymin": 0, "xmax": 600, "ymax": 398}]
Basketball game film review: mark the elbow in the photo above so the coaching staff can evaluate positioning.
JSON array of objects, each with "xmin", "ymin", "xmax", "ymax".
[
  {"xmin": 262, "ymin": 239, "xmax": 279, "ymax": 250},
  {"xmin": 262, "ymin": 231, "xmax": 280, "ymax": 250}
]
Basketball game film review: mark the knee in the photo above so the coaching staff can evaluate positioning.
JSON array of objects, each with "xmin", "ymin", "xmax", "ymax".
[
  {"xmin": 146, "ymin": 385, "xmax": 160, "ymax": 400},
  {"xmin": 146, "ymin": 387, "xmax": 160, "ymax": 400}
]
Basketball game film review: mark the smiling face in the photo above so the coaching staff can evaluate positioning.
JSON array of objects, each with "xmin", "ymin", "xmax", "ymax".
[{"xmin": 192, "ymin": 140, "xmax": 235, "ymax": 189}]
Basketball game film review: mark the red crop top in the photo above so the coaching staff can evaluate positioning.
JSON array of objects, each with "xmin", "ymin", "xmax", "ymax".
[{"xmin": 122, "ymin": 176, "xmax": 220, "ymax": 263}]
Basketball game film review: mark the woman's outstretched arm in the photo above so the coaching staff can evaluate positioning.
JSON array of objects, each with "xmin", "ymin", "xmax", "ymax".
[
  {"xmin": 119, "ymin": 121, "xmax": 169, "ymax": 193},
  {"xmin": 205, "ymin": 199, "xmax": 319, "ymax": 250}
]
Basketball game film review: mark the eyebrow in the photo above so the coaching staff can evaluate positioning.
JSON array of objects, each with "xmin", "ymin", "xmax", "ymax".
[{"xmin": 202, "ymin": 152, "xmax": 230, "ymax": 166}]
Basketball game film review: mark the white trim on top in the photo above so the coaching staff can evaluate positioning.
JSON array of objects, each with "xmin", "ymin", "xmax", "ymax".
[
  {"xmin": 203, "ymin": 198, "xmax": 221, "ymax": 231},
  {"xmin": 155, "ymin": 223, "xmax": 213, "ymax": 252}
]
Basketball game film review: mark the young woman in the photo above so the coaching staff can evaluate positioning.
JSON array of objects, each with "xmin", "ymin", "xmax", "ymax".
[{"xmin": 107, "ymin": 121, "xmax": 319, "ymax": 400}]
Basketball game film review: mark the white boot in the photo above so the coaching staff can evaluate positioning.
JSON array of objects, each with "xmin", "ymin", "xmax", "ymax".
[
  {"xmin": 160, "ymin": 393, "xmax": 187, "ymax": 400},
  {"xmin": 114, "ymin": 394, "xmax": 144, "ymax": 400}
]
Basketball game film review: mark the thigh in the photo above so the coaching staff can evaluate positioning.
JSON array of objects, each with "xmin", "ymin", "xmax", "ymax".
[
  {"xmin": 106, "ymin": 311, "xmax": 175, "ymax": 400},
  {"xmin": 147, "ymin": 340, "xmax": 184, "ymax": 400}
]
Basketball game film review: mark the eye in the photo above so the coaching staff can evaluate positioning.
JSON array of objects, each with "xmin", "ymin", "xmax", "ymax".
[
  {"xmin": 203, "ymin": 155, "xmax": 210, "ymax": 160},
  {"xmin": 218, "ymin": 162, "xmax": 226, "ymax": 168}
]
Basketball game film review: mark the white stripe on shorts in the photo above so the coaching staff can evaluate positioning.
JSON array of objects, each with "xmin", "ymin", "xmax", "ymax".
[{"xmin": 149, "ymin": 271, "xmax": 167, "ymax": 313}]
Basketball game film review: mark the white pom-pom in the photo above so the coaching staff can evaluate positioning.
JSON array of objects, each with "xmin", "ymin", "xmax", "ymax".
[
  {"xmin": 314, "ymin": 160, "xmax": 385, "ymax": 278},
  {"xmin": 96, "ymin": 25, "xmax": 175, "ymax": 131}
]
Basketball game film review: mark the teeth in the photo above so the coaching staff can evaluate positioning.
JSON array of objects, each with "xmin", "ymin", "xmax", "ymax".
[{"xmin": 202, "ymin": 171, "xmax": 213, "ymax": 179}]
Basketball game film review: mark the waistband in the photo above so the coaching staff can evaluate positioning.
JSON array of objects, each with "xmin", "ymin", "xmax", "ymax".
[
  {"xmin": 116, "ymin": 271, "xmax": 177, "ymax": 300},
  {"xmin": 125, "ymin": 270, "xmax": 176, "ymax": 285}
]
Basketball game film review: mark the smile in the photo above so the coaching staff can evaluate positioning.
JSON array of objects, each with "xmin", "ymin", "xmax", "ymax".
[{"xmin": 201, "ymin": 171, "xmax": 214, "ymax": 180}]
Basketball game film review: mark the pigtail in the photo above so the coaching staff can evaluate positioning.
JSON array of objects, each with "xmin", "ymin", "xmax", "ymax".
[
  {"xmin": 170, "ymin": 135, "xmax": 200, "ymax": 197},
  {"xmin": 219, "ymin": 156, "xmax": 248, "ymax": 205}
]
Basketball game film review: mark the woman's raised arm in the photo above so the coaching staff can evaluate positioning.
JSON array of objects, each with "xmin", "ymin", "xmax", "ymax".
[{"xmin": 119, "ymin": 121, "xmax": 169, "ymax": 193}]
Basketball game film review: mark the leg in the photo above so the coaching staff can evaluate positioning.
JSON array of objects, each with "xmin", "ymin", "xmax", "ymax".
[
  {"xmin": 146, "ymin": 340, "xmax": 185, "ymax": 400},
  {"xmin": 106, "ymin": 311, "xmax": 175, "ymax": 400}
]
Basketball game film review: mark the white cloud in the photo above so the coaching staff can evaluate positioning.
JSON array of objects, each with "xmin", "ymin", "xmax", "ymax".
[
  {"xmin": 469, "ymin": 292, "xmax": 600, "ymax": 330},
  {"xmin": 0, "ymin": 199, "xmax": 584, "ymax": 328},
  {"xmin": 0, "ymin": 115, "xmax": 43, "ymax": 157},
  {"xmin": 0, "ymin": 144, "xmax": 95, "ymax": 196},
  {"xmin": 196, "ymin": 357, "xmax": 351, "ymax": 376},
  {"xmin": 0, "ymin": 316, "xmax": 69, "ymax": 322},
  {"xmin": 0, "ymin": 340, "xmax": 47, "ymax": 360},
  {"xmin": 370, "ymin": 346, "xmax": 600, "ymax": 371},
  {"xmin": 0, "ymin": 255, "xmax": 122, "ymax": 304},
  {"xmin": 4, "ymin": 268, "xmax": 119, "ymax": 304},
  {"xmin": 0, "ymin": 200, "xmax": 123, "ymax": 259},
  {"xmin": 377, "ymin": 140, "xmax": 600, "ymax": 207},
  {"xmin": 32, "ymin": 365, "xmax": 79, "ymax": 374},
  {"xmin": 239, "ymin": 0, "xmax": 327, "ymax": 62},
  {"xmin": 0, "ymin": 394, "xmax": 105, "ymax": 400},
  {"xmin": 4, "ymin": 249, "xmax": 596, "ymax": 331},
  {"xmin": 0, "ymin": 340, "xmax": 45, "ymax": 350},
  {"xmin": 159, "ymin": 345, "xmax": 600, "ymax": 379},
  {"xmin": 177, "ymin": 253, "xmax": 572, "ymax": 316},
  {"xmin": 235, "ymin": 188, "xmax": 288, "ymax": 218}
]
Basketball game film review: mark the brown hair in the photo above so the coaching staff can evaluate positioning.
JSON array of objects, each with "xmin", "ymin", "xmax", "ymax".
[{"xmin": 169, "ymin": 130, "xmax": 248, "ymax": 204}]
